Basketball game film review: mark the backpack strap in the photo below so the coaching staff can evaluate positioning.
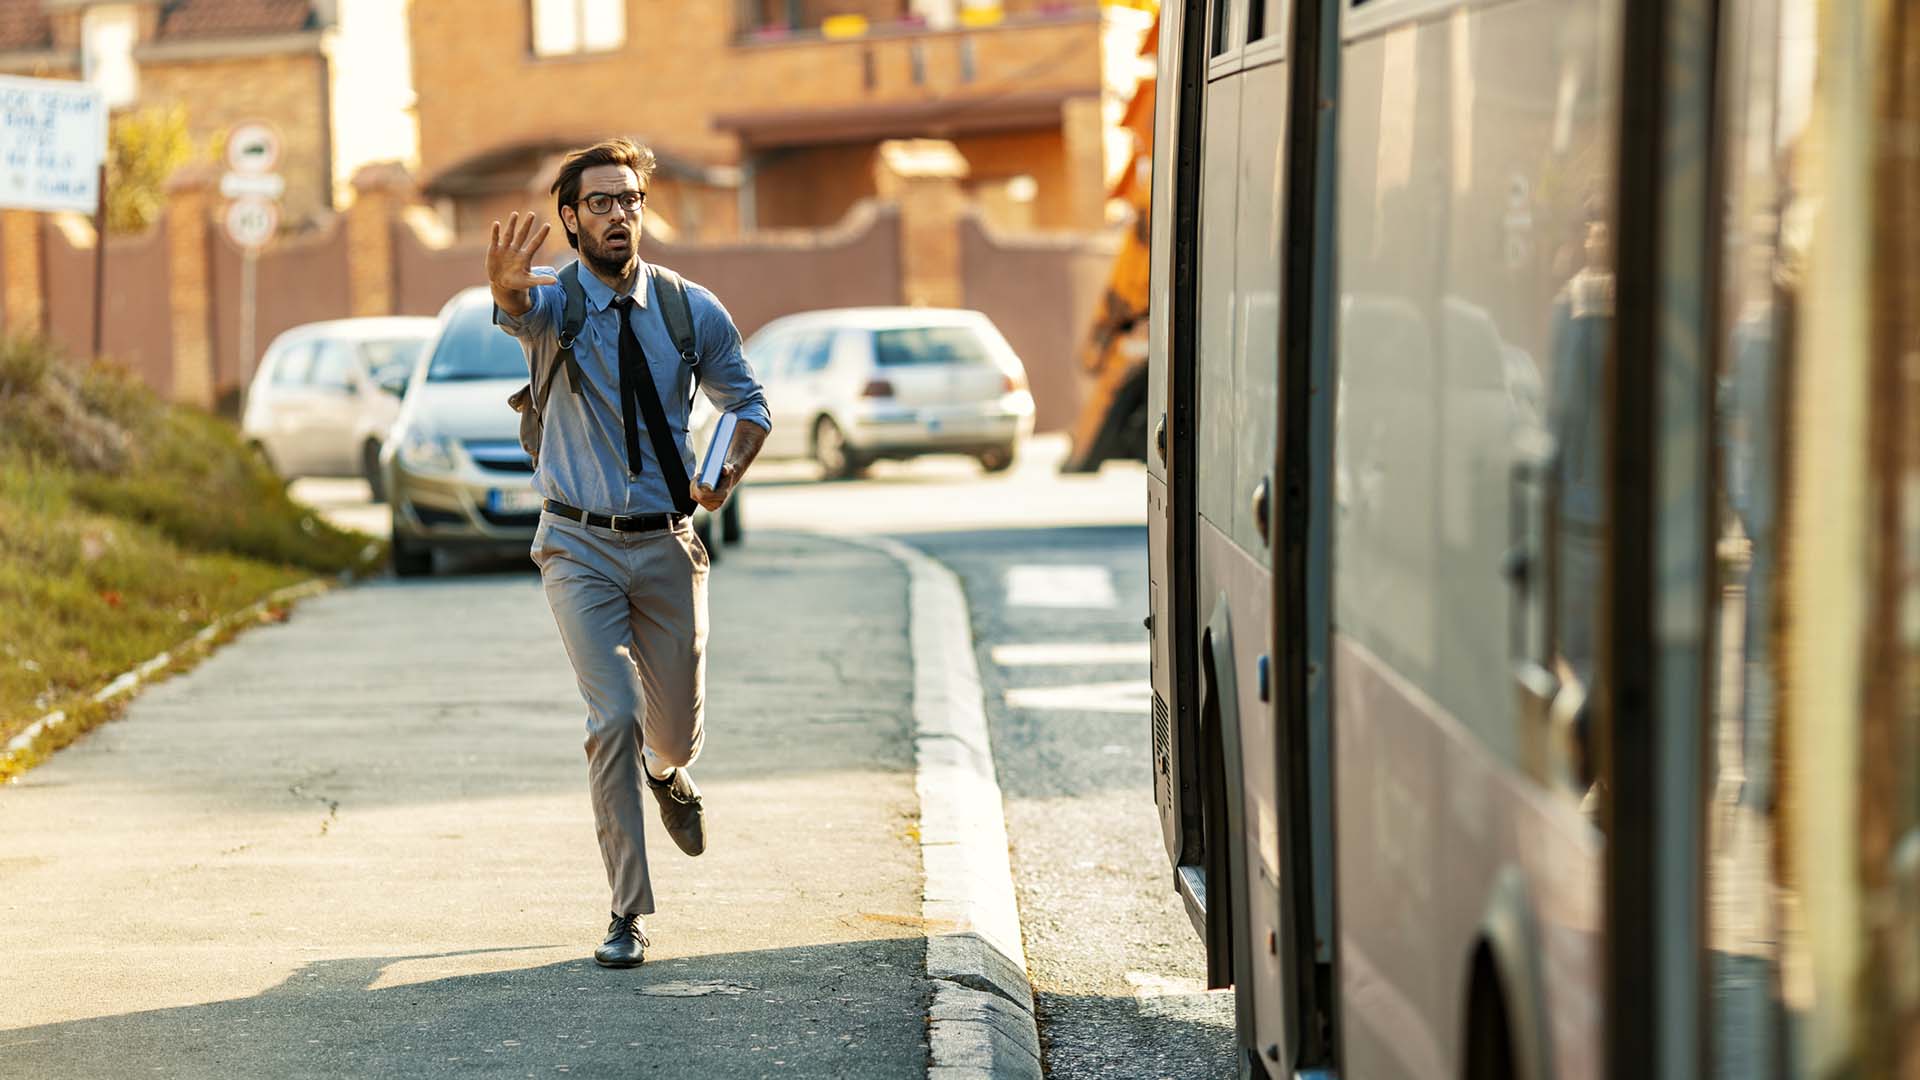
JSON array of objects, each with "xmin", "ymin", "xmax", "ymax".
[
  {"xmin": 647, "ymin": 263, "xmax": 704, "ymax": 408},
  {"xmin": 537, "ymin": 262, "xmax": 589, "ymax": 412},
  {"xmin": 648, "ymin": 264, "xmax": 699, "ymax": 367}
]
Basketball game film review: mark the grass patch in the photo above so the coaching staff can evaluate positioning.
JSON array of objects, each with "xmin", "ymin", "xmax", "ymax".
[{"xmin": 0, "ymin": 337, "xmax": 380, "ymax": 757}]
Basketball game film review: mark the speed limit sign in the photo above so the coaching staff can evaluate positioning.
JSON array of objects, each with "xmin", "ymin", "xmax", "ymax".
[{"xmin": 224, "ymin": 196, "xmax": 278, "ymax": 250}]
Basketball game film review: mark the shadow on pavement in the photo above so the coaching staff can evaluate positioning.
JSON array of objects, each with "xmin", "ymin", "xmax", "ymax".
[{"xmin": 0, "ymin": 938, "xmax": 930, "ymax": 1080}]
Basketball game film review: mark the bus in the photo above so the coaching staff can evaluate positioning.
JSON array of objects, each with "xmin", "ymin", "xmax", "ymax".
[{"xmin": 1143, "ymin": 0, "xmax": 1919, "ymax": 1075}]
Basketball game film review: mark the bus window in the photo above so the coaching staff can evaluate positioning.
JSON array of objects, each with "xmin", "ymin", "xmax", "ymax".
[
  {"xmin": 1210, "ymin": 0, "xmax": 1240, "ymax": 57},
  {"xmin": 1248, "ymin": 0, "xmax": 1285, "ymax": 40}
]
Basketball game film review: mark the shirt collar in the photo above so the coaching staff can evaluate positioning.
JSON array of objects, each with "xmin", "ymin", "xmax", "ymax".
[{"xmin": 574, "ymin": 258, "xmax": 651, "ymax": 313}]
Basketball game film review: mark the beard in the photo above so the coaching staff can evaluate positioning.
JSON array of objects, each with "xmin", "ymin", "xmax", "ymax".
[{"xmin": 577, "ymin": 226, "xmax": 638, "ymax": 282}]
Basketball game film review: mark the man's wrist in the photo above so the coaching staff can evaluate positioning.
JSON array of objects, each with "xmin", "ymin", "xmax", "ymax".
[{"xmin": 491, "ymin": 283, "xmax": 533, "ymax": 317}]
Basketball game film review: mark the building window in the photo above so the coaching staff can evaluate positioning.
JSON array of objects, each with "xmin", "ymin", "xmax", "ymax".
[{"xmin": 531, "ymin": 0, "xmax": 625, "ymax": 57}]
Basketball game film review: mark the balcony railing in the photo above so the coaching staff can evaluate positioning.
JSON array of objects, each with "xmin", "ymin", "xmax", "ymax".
[{"xmin": 733, "ymin": 1, "xmax": 1097, "ymax": 44}]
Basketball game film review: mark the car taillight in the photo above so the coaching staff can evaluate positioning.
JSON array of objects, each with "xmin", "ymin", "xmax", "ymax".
[
  {"xmin": 1000, "ymin": 373, "xmax": 1019, "ymax": 393},
  {"xmin": 862, "ymin": 378, "xmax": 895, "ymax": 398}
]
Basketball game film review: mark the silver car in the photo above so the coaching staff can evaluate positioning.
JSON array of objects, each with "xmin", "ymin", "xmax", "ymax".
[
  {"xmin": 743, "ymin": 307, "xmax": 1036, "ymax": 478},
  {"xmin": 384, "ymin": 287, "xmax": 736, "ymax": 577},
  {"xmin": 240, "ymin": 317, "xmax": 437, "ymax": 496}
]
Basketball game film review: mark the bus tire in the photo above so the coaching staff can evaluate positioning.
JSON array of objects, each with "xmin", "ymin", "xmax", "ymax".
[{"xmin": 1464, "ymin": 946, "xmax": 1518, "ymax": 1080}]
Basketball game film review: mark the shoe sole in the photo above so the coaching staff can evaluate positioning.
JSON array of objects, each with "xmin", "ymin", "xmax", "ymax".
[{"xmin": 594, "ymin": 954, "xmax": 645, "ymax": 968}]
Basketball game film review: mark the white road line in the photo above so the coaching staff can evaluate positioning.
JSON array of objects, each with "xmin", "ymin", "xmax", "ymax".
[
  {"xmin": 989, "ymin": 642, "xmax": 1149, "ymax": 667},
  {"xmin": 1003, "ymin": 565, "xmax": 1117, "ymax": 608},
  {"xmin": 1004, "ymin": 680, "xmax": 1152, "ymax": 714}
]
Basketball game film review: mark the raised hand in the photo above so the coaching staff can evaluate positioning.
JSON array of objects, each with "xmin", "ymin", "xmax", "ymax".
[{"xmin": 487, "ymin": 212, "xmax": 559, "ymax": 294}]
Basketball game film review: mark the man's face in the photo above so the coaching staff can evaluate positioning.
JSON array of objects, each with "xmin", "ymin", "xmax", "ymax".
[{"xmin": 563, "ymin": 163, "xmax": 644, "ymax": 278}]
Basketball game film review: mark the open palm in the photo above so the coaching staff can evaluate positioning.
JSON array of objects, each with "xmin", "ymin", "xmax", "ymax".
[{"xmin": 487, "ymin": 212, "xmax": 559, "ymax": 291}]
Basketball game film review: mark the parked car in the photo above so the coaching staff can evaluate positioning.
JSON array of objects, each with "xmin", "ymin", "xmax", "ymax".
[
  {"xmin": 240, "ymin": 317, "xmax": 437, "ymax": 499},
  {"xmin": 384, "ymin": 287, "xmax": 738, "ymax": 577},
  {"xmin": 741, "ymin": 308, "xmax": 1036, "ymax": 478}
]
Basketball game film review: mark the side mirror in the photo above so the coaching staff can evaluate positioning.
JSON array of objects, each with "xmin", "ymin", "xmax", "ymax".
[{"xmin": 375, "ymin": 370, "xmax": 410, "ymax": 397}]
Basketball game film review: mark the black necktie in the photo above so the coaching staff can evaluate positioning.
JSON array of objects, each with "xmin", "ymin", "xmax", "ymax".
[{"xmin": 610, "ymin": 295, "xmax": 695, "ymax": 515}]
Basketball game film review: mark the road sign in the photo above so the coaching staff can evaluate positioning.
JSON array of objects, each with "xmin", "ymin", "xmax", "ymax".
[
  {"xmin": 224, "ymin": 196, "xmax": 278, "ymax": 250},
  {"xmin": 219, "ymin": 172, "xmax": 286, "ymax": 200},
  {"xmin": 0, "ymin": 75, "xmax": 106, "ymax": 213},
  {"xmin": 226, "ymin": 123, "xmax": 280, "ymax": 175}
]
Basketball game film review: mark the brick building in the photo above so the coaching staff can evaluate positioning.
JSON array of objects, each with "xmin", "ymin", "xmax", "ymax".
[
  {"xmin": 0, "ymin": 0, "xmax": 418, "ymax": 228},
  {"xmin": 410, "ymin": 0, "xmax": 1121, "ymax": 242}
]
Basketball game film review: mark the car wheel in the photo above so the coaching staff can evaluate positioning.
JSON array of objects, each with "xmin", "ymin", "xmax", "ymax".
[
  {"xmin": 977, "ymin": 444, "xmax": 1017, "ymax": 474},
  {"xmin": 721, "ymin": 493, "xmax": 744, "ymax": 545},
  {"xmin": 363, "ymin": 441, "xmax": 387, "ymax": 503},
  {"xmin": 390, "ymin": 519, "xmax": 433, "ymax": 578},
  {"xmin": 813, "ymin": 417, "xmax": 863, "ymax": 480}
]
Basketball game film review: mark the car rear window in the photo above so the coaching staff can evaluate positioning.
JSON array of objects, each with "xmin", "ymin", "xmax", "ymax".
[
  {"xmin": 428, "ymin": 303, "xmax": 529, "ymax": 381},
  {"xmin": 362, "ymin": 337, "xmax": 427, "ymax": 383},
  {"xmin": 872, "ymin": 326, "xmax": 996, "ymax": 368}
]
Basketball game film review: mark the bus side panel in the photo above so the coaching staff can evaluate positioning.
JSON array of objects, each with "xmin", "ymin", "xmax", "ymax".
[
  {"xmin": 1333, "ymin": 0, "xmax": 1617, "ymax": 1074},
  {"xmin": 1198, "ymin": 520, "xmax": 1291, "ymax": 1064},
  {"xmin": 1333, "ymin": 639, "xmax": 1604, "ymax": 1079}
]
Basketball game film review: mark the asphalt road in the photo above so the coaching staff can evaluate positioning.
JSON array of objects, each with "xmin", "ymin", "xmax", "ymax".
[
  {"xmin": 746, "ymin": 437, "xmax": 1237, "ymax": 1078},
  {"xmin": 291, "ymin": 434, "xmax": 1240, "ymax": 1078},
  {"xmin": 902, "ymin": 524, "xmax": 1238, "ymax": 1080}
]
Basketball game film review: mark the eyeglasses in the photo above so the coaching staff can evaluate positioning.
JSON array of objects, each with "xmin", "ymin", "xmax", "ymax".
[{"xmin": 579, "ymin": 190, "xmax": 646, "ymax": 215}]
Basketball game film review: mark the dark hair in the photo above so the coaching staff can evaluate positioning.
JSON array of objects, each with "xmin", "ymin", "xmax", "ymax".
[{"xmin": 551, "ymin": 138, "xmax": 657, "ymax": 250}]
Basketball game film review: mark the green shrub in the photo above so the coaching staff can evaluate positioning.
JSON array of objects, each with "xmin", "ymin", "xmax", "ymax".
[{"xmin": 0, "ymin": 336, "xmax": 378, "ymax": 748}]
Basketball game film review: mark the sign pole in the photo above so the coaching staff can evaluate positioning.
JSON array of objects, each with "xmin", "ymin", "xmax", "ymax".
[
  {"xmin": 239, "ymin": 246, "xmax": 257, "ymax": 418},
  {"xmin": 222, "ymin": 122, "xmax": 281, "ymax": 419},
  {"xmin": 91, "ymin": 162, "xmax": 106, "ymax": 360}
]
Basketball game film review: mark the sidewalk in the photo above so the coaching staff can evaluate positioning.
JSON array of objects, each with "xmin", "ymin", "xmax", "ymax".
[{"xmin": 0, "ymin": 534, "xmax": 928, "ymax": 1079}]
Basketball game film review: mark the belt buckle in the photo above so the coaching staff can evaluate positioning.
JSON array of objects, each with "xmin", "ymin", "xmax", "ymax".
[{"xmin": 607, "ymin": 513, "xmax": 629, "ymax": 531}]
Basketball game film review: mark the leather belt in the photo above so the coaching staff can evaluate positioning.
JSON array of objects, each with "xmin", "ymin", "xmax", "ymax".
[{"xmin": 543, "ymin": 499, "xmax": 683, "ymax": 533}]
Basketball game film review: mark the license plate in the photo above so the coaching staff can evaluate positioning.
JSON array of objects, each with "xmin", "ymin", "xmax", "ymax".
[{"xmin": 488, "ymin": 489, "xmax": 543, "ymax": 514}]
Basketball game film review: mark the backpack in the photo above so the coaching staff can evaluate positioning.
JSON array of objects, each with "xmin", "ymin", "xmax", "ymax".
[{"xmin": 508, "ymin": 261, "xmax": 701, "ymax": 468}]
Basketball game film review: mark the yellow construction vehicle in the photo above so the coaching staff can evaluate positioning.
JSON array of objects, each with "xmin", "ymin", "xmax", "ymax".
[{"xmin": 1062, "ymin": 9, "xmax": 1156, "ymax": 473}]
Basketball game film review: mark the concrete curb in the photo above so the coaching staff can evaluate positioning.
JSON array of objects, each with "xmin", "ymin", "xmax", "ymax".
[
  {"xmin": 842, "ymin": 535, "xmax": 1043, "ymax": 1080},
  {"xmin": 1, "ymin": 575, "xmax": 342, "ymax": 778}
]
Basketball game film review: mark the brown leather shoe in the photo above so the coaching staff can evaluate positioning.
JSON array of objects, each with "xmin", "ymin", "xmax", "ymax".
[
  {"xmin": 646, "ymin": 767, "xmax": 707, "ymax": 856},
  {"xmin": 593, "ymin": 913, "xmax": 648, "ymax": 968}
]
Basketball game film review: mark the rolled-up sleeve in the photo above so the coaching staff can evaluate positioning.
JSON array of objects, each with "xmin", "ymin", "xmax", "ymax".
[
  {"xmin": 690, "ymin": 284, "xmax": 772, "ymax": 433},
  {"xmin": 492, "ymin": 270, "xmax": 561, "ymax": 341}
]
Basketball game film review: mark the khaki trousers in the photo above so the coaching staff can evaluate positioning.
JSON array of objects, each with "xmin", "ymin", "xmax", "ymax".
[{"xmin": 531, "ymin": 511, "xmax": 709, "ymax": 916}]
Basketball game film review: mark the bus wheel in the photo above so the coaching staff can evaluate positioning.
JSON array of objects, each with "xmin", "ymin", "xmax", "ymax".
[{"xmin": 1464, "ymin": 949, "xmax": 1518, "ymax": 1080}]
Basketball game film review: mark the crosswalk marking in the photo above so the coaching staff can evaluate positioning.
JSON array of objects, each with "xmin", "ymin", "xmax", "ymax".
[
  {"xmin": 989, "ymin": 642, "xmax": 1149, "ymax": 667},
  {"xmin": 1003, "ymin": 565, "xmax": 1117, "ymax": 608},
  {"xmin": 1003, "ymin": 680, "xmax": 1152, "ymax": 714}
]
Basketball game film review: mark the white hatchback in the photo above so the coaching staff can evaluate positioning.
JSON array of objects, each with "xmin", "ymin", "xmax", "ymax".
[
  {"xmin": 743, "ymin": 307, "xmax": 1036, "ymax": 478},
  {"xmin": 240, "ymin": 316, "xmax": 438, "ymax": 497}
]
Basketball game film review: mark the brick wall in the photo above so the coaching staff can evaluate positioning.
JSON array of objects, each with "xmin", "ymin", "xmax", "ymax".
[
  {"xmin": 42, "ymin": 217, "xmax": 173, "ymax": 394},
  {"xmin": 19, "ymin": 150, "xmax": 1109, "ymax": 433},
  {"xmin": 959, "ymin": 211, "xmax": 1116, "ymax": 432},
  {"xmin": 140, "ymin": 52, "xmax": 334, "ymax": 226}
]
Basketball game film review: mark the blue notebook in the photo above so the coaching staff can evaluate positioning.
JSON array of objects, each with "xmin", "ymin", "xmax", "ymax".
[{"xmin": 699, "ymin": 411, "xmax": 740, "ymax": 489}]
